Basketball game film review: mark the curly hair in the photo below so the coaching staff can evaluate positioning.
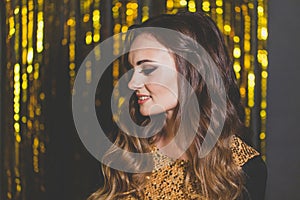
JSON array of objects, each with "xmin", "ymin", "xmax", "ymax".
[{"xmin": 88, "ymin": 11, "xmax": 250, "ymax": 200}]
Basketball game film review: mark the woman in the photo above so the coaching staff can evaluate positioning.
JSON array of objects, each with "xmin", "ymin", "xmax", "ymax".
[{"xmin": 89, "ymin": 11, "xmax": 267, "ymax": 200}]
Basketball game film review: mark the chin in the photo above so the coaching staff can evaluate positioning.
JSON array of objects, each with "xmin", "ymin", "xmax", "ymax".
[
  {"xmin": 140, "ymin": 110, "xmax": 157, "ymax": 117},
  {"xmin": 140, "ymin": 112, "xmax": 150, "ymax": 117},
  {"xmin": 139, "ymin": 108, "xmax": 150, "ymax": 116},
  {"xmin": 140, "ymin": 109, "xmax": 165, "ymax": 117}
]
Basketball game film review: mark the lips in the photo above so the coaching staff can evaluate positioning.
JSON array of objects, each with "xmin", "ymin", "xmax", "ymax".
[{"xmin": 137, "ymin": 94, "xmax": 151, "ymax": 104}]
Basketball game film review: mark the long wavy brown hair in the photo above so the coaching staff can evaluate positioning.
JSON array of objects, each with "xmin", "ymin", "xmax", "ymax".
[{"xmin": 88, "ymin": 11, "xmax": 251, "ymax": 200}]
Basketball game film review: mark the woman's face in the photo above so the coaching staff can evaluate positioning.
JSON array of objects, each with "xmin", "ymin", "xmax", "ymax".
[{"xmin": 128, "ymin": 34, "xmax": 179, "ymax": 118}]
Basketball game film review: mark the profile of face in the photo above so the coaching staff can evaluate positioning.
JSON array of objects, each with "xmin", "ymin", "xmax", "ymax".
[{"xmin": 128, "ymin": 34, "xmax": 179, "ymax": 118}]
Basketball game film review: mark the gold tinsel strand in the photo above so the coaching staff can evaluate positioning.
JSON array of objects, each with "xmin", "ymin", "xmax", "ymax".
[
  {"xmin": 257, "ymin": 0, "xmax": 268, "ymax": 161},
  {"xmin": 2, "ymin": 1, "xmax": 268, "ymax": 198}
]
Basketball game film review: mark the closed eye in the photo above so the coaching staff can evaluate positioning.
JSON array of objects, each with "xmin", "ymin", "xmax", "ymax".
[{"xmin": 141, "ymin": 66, "xmax": 158, "ymax": 75}]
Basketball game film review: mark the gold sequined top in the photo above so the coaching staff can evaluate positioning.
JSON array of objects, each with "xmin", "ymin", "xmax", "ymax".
[{"xmin": 120, "ymin": 135, "xmax": 259, "ymax": 200}]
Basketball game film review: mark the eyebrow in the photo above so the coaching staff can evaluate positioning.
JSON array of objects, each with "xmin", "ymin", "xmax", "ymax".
[{"xmin": 136, "ymin": 59, "xmax": 155, "ymax": 66}]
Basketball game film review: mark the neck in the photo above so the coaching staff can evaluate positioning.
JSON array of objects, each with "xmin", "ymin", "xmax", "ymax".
[
  {"xmin": 155, "ymin": 119, "xmax": 189, "ymax": 161},
  {"xmin": 156, "ymin": 118, "xmax": 174, "ymax": 147}
]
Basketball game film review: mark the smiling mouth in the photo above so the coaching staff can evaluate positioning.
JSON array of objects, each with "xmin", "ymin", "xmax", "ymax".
[{"xmin": 137, "ymin": 95, "xmax": 151, "ymax": 104}]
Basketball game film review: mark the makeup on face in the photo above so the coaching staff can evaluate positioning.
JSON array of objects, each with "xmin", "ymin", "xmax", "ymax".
[{"xmin": 127, "ymin": 34, "xmax": 179, "ymax": 118}]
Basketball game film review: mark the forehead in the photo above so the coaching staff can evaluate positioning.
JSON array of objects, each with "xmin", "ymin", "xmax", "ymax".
[
  {"xmin": 130, "ymin": 34, "xmax": 166, "ymax": 49},
  {"xmin": 128, "ymin": 34, "xmax": 172, "ymax": 64}
]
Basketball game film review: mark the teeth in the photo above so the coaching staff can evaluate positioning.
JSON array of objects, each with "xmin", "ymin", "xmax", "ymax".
[{"xmin": 138, "ymin": 96, "xmax": 150, "ymax": 100}]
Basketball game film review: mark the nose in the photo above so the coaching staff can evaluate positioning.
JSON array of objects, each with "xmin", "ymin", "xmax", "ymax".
[{"xmin": 128, "ymin": 70, "xmax": 144, "ymax": 90}]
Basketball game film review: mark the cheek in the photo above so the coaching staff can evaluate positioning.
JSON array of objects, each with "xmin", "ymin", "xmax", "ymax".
[
  {"xmin": 147, "ymin": 84, "xmax": 178, "ymax": 103},
  {"xmin": 146, "ymin": 72, "xmax": 178, "ymax": 97}
]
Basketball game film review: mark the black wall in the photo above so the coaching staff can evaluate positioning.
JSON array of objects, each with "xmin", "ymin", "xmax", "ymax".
[{"xmin": 266, "ymin": 0, "xmax": 300, "ymax": 199}]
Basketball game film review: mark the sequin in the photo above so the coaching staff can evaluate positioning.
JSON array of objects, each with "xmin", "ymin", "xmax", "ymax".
[{"xmin": 120, "ymin": 135, "xmax": 259, "ymax": 199}]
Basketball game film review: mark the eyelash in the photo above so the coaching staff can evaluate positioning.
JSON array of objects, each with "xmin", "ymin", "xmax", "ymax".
[{"xmin": 141, "ymin": 67, "xmax": 157, "ymax": 75}]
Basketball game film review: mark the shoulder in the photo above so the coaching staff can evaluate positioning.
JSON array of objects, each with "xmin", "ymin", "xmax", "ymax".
[
  {"xmin": 230, "ymin": 135, "xmax": 267, "ymax": 200},
  {"xmin": 230, "ymin": 135, "xmax": 260, "ymax": 167}
]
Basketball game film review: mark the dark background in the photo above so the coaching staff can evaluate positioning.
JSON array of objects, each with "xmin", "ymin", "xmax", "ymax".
[
  {"xmin": 1, "ymin": 0, "xmax": 300, "ymax": 199},
  {"xmin": 266, "ymin": 0, "xmax": 300, "ymax": 199}
]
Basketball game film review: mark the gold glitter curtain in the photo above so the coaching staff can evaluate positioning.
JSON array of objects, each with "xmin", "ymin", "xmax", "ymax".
[
  {"xmin": 0, "ymin": 0, "xmax": 268, "ymax": 199},
  {"xmin": 2, "ymin": 0, "xmax": 47, "ymax": 199}
]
